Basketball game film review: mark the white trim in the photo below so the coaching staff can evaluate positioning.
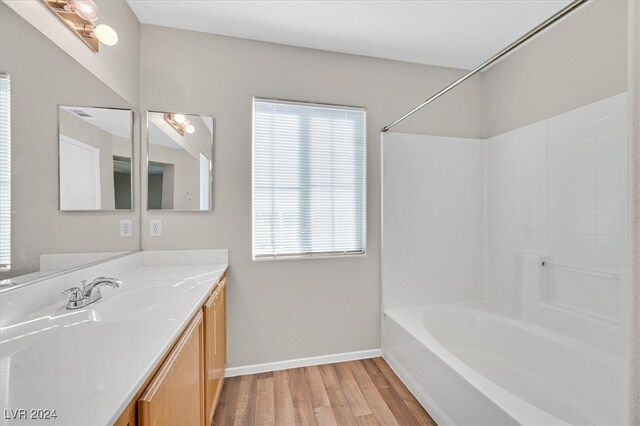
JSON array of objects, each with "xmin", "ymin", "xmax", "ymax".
[
  {"xmin": 224, "ymin": 349, "xmax": 382, "ymax": 377},
  {"xmin": 253, "ymin": 97, "xmax": 365, "ymax": 112}
]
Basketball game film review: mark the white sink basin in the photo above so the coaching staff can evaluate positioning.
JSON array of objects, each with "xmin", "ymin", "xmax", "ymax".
[
  {"xmin": 92, "ymin": 284, "xmax": 172, "ymax": 323},
  {"xmin": 0, "ymin": 309, "xmax": 98, "ymax": 356},
  {"xmin": 0, "ymin": 281, "xmax": 193, "ymax": 356}
]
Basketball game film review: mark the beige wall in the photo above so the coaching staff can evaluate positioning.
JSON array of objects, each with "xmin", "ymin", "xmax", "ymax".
[
  {"xmin": 113, "ymin": 136, "xmax": 132, "ymax": 157},
  {"xmin": 0, "ymin": 4, "xmax": 140, "ymax": 279},
  {"xmin": 481, "ymin": 0, "xmax": 628, "ymax": 138},
  {"xmin": 3, "ymin": 0, "xmax": 141, "ymax": 106},
  {"xmin": 148, "ymin": 144, "xmax": 200, "ymax": 210},
  {"xmin": 140, "ymin": 24, "xmax": 483, "ymax": 368}
]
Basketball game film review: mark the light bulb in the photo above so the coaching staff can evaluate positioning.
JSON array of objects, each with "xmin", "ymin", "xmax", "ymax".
[
  {"xmin": 68, "ymin": 0, "xmax": 99, "ymax": 22},
  {"xmin": 94, "ymin": 24, "xmax": 118, "ymax": 46},
  {"xmin": 185, "ymin": 124, "xmax": 195, "ymax": 134},
  {"xmin": 173, "ymin": 113, "xmax": 186, "ymax": 124}
]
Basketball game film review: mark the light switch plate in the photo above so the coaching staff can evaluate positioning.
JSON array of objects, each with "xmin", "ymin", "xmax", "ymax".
[
  {"xmin": 120, "ymin": 219, "xmax": 133, "ymax": 237},
  {"xmin": 150, "ymin": 219, "xmax": 162, "ymax": 237}
]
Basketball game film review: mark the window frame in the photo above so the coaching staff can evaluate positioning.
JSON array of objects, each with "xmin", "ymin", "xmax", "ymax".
[{"xmin": 251, "ymin": 97, "xmax": 367, "ymax": 261}]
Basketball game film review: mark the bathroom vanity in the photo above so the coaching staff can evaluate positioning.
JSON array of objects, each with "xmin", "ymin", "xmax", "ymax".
[
  {"xmin": 117, "ymin": 267, "xmax": 227, "ymax": 426},
  {"xmin": 0, "ymin": 250, "xmax": 228, "ymax": 426}
]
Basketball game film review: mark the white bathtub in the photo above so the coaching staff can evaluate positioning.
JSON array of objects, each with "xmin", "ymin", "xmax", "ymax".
[{"xmin": 383, "ymin": 302, "xmax": 627, "ymax": 425}]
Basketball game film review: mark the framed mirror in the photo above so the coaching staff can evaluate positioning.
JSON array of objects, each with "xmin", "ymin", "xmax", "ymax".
[
  {"xmin": 146, "ymin": 111, "xmax": 213, "ymax": 211},
  {"xmin": 59, "ymin": 106, "xmax": 133, "ymax": 211}
]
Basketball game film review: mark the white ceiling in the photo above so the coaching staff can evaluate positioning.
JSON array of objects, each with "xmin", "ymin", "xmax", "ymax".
[{"xmin": 127, "ymin": 0, "xmax": 572, "ymax": 70}]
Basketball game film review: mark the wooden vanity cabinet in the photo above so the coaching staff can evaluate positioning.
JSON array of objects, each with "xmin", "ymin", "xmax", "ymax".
[
  {"xmin": 204, "ymin": 276, "xmax": 227, "ymax": 423},
  {"xmin": 114, "ymin": 275, "xmax": 227, "ymax": 426},
  {"xmin": 138, "ymin": 311, "xmax": 205, "ymax": 426}
]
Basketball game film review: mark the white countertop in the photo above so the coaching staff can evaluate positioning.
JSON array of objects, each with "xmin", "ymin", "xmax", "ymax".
[{"xmin": 0, "ymin": 250, "xmax": 228, "ymax": 425}]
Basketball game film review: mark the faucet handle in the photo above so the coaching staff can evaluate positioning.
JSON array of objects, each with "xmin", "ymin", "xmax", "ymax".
[
  {"xmin": 80, "ymin": 280, "xmax": 88, "ymax": 289},
  {"xmin": 62, "ymin": 287, "xmax": 84, "ymax": 301}
]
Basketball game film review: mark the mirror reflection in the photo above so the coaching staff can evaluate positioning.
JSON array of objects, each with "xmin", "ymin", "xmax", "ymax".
[
  {"xmin": 59, "ymin": 106, "xmax": 133, "ymax": 211},
  {"xmin": 147, "ymin": 111, "xmax": 213, "ymax": 211},
  {"xmin": 0, "ymin": 3, "xmax": 140, "ymax": 286}
]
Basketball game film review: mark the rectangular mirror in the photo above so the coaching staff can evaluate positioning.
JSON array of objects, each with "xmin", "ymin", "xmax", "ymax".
[
  {"xmin": 147, "ymin": 111, "xmax": 213, "ymax": 211},
  {"xmin": 59, "ymin": 106, "xmax": 133, "ymax": 211}
]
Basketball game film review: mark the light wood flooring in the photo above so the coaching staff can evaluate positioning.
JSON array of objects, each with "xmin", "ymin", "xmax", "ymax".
[{"xmin": 213, "ymin": 357, "xmax": 436, "ymax": 426}]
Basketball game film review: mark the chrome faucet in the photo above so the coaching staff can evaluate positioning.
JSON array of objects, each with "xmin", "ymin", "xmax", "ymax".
[{"xmin": 62, "ymin": 277, "xmax": 122, "ymax": 310}]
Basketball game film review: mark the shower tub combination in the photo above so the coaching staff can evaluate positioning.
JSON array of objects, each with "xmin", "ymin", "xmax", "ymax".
[
  {"xmin": 381, "ymin": 92, "xmax": 629, "ymax": 425},
  {"xmin": 383, "ymin": 302, "xmax": 627, "ymax": 425}
]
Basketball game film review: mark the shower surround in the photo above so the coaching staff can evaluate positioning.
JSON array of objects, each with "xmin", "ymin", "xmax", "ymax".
[{"xmin": 381, "ymin": 93, "xmax": 629, "ymax": 425}]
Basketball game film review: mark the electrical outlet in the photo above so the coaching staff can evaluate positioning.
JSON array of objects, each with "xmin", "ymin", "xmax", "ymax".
[
  {"xmin": 120, "ymin": 219, "xmax": 133, "ymax": 237},
  {"xmin": 150, "ymin": 219, "xmax": 162, "ymax": 237}
]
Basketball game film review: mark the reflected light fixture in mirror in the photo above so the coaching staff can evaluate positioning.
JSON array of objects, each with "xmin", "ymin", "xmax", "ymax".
[
  {"xmin": 165, "ymin": 113, "xmax": 196, "ymax": 136},
  {"xmin": 67, "ymin": 0, "xmax": 99, "ymax": 22},
  {"xmin": 42, "ymin": 0, "xmax": 119, "ymax": 52},
  {"xmin": 92, "ymin": 24, "xmax": 118, "ymax": 46}
]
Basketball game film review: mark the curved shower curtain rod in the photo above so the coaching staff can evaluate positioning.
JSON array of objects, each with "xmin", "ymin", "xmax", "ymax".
[{"xmin": 381, "ymin": 0, "xmax": 590, "ymax": 133}]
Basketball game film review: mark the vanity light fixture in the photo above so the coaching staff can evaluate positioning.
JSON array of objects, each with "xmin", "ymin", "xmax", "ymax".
[
  {"xmin": 93, "ymin": 24, "xmax": 119, "ymax": 46},
  {"xmin": 42, "ymin": 0, "xmax": 119, "ymax": 52},
  {"xmin": 67, "ymin": 0, "xmax": 99, "ymax": 22},
  {"xmin": 165, "ymin": 113, "xmax": 196, "ymax": 136}
]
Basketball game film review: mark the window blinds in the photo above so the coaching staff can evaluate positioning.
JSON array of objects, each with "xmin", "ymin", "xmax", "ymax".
[
  {"xmin": 253, "ymin": 98, "xmax": 366, "ymax": 259},
  {"xmin": 0, "ymin": 74, "xmax": 10, "ymax": 270}
]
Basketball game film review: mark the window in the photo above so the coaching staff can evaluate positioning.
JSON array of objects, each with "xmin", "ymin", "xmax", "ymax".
[
  {"xmin": 252, "ymin": 98, "xmax": 366, "ymax": 259},
  {"xmin": 0, "ymin": 74, "xmax": 10, "ymax": 270}
]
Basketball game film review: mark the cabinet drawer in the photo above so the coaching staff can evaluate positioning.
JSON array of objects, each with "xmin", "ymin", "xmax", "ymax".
[{"xmin": 138, "ymin": 311, "xmax": 205, "ymax": 426}]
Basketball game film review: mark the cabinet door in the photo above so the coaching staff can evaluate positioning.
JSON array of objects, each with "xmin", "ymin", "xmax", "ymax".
[
  {"xmin": 204, "ymin": 278, "xmax": 226, "ymax": 422},
  {"xmin": 114, "ymin": 402, "xmax": 136, "ymax": 426},
  {"xmin": 215, "ymin": 278, "xmax": 227, "ymax": 398},
  {"xmin": 138, "ymin": 311, "xmax": 204, "ymax": 426}
]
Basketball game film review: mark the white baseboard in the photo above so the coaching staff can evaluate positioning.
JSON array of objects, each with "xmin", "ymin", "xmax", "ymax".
[{"xmin": 225, "ymin": 349, "xmax": 382, "ymax": 377}]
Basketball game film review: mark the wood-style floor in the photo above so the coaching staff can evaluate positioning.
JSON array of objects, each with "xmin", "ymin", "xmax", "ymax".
[{"xmin": 213, "ymin": 357, "xmax": 436, "ymax": 426}]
